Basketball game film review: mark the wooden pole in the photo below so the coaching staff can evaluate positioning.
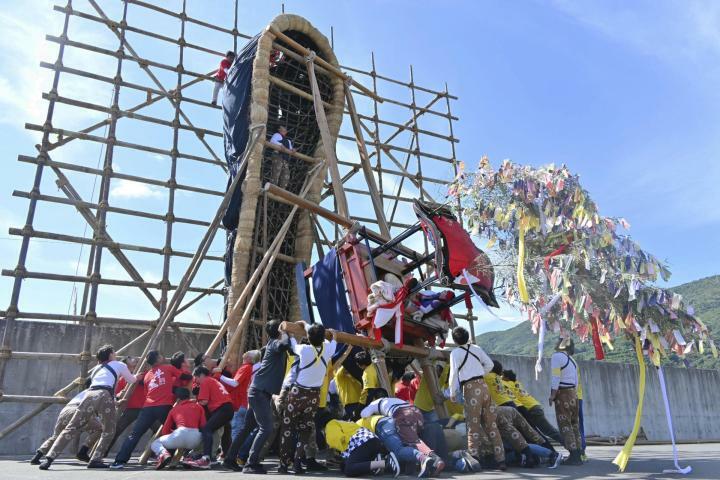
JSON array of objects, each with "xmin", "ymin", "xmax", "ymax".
[
  {"xmin": 344, "ymin": 83, "xmax": 390, "ymax": 238},
  {"xmin": 306, "ymin": 57, "xmax": 349, "ymax": 219}
]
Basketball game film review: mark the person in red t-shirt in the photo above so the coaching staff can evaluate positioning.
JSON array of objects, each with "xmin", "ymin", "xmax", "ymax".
[
  {"xmin": 170, "ymin": 352, "xmax": 193, "ymax": 391},
  {"xmin": 104, "ymin": 356, "xmax": 146, "ymax": 455},
  {"xmin": 211, "ymin": 50, "xmax": 235, "ymax": 105},
  {"xmin": 150, "ymin": 388, "xmax": 206, "ymax": 470},
  {"xmin": 111, "ymin": 350, "xmax": 181, "ymax": 469},
  {"xmin": 183, "ymin": 366, "xmax": 235, "ymax": 469},
  {"xmin": 395, "ymin": 372, "xmax": 419, "ymax": 403},
  {"xmin": 230, "ymin": 350, "xmax": 261, "ymax": 440}
]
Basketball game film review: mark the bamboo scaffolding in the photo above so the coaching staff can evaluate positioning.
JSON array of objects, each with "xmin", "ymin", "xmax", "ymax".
[{"xmin": 0, "ymin": 2, "xmax": 462, "ymax": 447}]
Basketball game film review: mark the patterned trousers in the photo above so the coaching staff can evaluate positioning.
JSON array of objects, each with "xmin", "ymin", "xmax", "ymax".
[
  {"xmin": 278, "ymin": 385, "xmax": 320, "ymax": 465},
  {"xmin": 38, "ymin": 404, "xmax": 102, "ymax": 455},
  {"xmin": 462, "ymin": 379, "xmax": 504, "ymax": 462},
  {"xmin": 496, "ymin": 406, "xmax": 545, "ymax": 452},
  {"xmin": 47, "ymin": 389, "xmax": 117, "ymax": 462},
  {"xmin": 554, "ymin": 388, "xmax": 581, "ymax": 452}
]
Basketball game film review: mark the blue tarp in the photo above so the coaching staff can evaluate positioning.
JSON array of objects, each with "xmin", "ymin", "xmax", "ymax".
[{"xmin": 312, "ymin": 248, "xmax": 355, "ymax": 333}]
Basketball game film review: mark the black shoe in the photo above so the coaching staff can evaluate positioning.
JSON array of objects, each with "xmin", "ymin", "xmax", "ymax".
[
  {"xmin": 303, "ymin": 458, "xmax": 327, "ymax": 471},
  {"xmin": 76, "ymin": 445, "xmax": 91, "ymax": 463},
  {"xmin": 293, "ymin": 459, "xmax": 306, "ymax": 475},
  {"xmin": 30, "ymin": 451, "xmax": 43, "ymax": 465},
  {"xmin": 278, "ymin": 464, "xmax": 289, "ymax": 474},
  {"xmin": 87, "ymin": 460, "xmax": 110, "ymax": 469},
  {"xmin": 222, "ymin": 459, "xmax": 243, "ymax": 472},
  {"xmin": 243, "ymin": 463, "xmax": 267, "ymax": 474},
  {"xmin": 38, "ymin": 457, "xmax": 53, "ymax": 470},
  {"xmin": 561, "ymin": 450, "xmax": 583, "ymax": 466}
]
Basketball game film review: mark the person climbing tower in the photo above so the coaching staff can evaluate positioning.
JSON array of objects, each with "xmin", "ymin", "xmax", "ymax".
[{"xmin": 211, "ymin": 51, "xmax": 235, "ymax": 105}]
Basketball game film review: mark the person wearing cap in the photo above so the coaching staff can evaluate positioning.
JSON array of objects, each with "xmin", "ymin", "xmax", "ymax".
[
  {"xmin": 448, "ymin": 327, "xmax": 505, "ymax": 470},
  {"xmin": 549, "ymin": 337, "xmax": 583, "ymax": 466},
  {"xmin": 502, "ymin": 369, "xmax": 562, "ymax": 444}
]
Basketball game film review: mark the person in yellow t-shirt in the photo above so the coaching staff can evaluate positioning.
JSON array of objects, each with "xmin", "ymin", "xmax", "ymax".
[
  {"xmin": 320, "ymin": 417, "xmax": 399, "ymax": 477},
  {"xmin": 336, "ymin": 365, "xmax": 363, "ymax": 420},
  {"xmin": 415, "ymin": 362, "xmax": 464, "ymax": 423},
  {"xmin": 484, "ymin": 360, "xmax": 515, "ymax": 407},
  {"xmin": 355, "ymin": 351, "xmax": 385, "ymax": 406},
  {"xmin": 502, "ymin": 369, "xmax": 562, "ymax": 444}
]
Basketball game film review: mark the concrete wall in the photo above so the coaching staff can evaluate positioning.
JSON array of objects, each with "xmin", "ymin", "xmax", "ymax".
[
  {"xmin": 1, "ymin": 321, "xmax": 719, "ymax": 455},
  {"xmin": 0, "ymin": 320, "xmax": 215, "ymax": 456},
  {"xmin": 493, "ymin": 354, "xmax": 720, "ymax": 443}
]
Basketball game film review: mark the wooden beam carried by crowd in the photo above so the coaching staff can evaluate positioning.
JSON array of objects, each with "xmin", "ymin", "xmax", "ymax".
[
  {"xmin": 268, "ymin": 25, "xmax": 382, "ymax": 102},
  {"xmin": 279, "ymin": 321, "xmax": 448, "ymax": 360}
]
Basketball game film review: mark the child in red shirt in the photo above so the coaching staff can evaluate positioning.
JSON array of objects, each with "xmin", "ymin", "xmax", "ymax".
[
  {"xmin": 150, "ymin": 388, "xmax": 205, "ymax": 470},
  {"xmin": 211, "ymin": 50, "xmax": 236, "ymax": 105},
  {"xmin": 183, "ymin": 366, "xmax": 235, "ymax": 469}
]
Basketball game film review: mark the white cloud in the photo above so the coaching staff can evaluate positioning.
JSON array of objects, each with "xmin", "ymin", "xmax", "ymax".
[
  {"xmin": 549, "ymin": 0, "xmax": 720, "ymax": 76},
  {"xmin": 110, "ymin": 179, "xmax": 164, "ymax": 199}
]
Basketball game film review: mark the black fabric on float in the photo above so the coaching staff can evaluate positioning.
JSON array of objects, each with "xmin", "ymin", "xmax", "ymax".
[
  {"xmin": 222, "ymin": 35, "xmax": 259, "ymax": 231},
  {"xmin": 221, "ymin": 35, "xmax": 258, "ymax": 326}
]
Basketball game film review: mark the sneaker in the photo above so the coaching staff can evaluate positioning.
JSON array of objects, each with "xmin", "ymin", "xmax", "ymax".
[
  {"xmin": 30, "ymin": 451, "xmax": 43, "ymax": 465},
  {"xmin": 278, "ymin": 464, "xmax": 290, "ymax": 474},
  {"xmin": 293, "ymin": 459, "xmax": 306, "ymax": 475},
  {"xmin": 109, "ymin": 462, "xmax": 125, "ymax": 470},
  {"xmin": 461, "ymin": 451, "xmax": 481, "ymax": 472},
  {"xmin": 243, "ymin": 463, "xmax": 267, "ymax": 474},
  {"xmin": 303, "ymin": 458, "xmax": 327, "ymax": 471},
  {"xmin": 581, "ymin": 453, "xmax": 588, "ymax": 462},
  {"xmin": 185, "ymin": 456, "xmax": 211, "ymax": 469},
  {"xmin": 87, "ymin": 460, "xmax": 110, "ymax": 469},
  {"xmin": 418, "ymin": 456, "xmax": 434, "ymax": 478},
  {"xmin": 38, "ymin": 457, "xmax": 53, "ymax": 470},
  {"xmin": 385, "ymin": 452, "xmax": 400, "ymax": 478},
  {"xmin": 222, "ymin": 459, "xmax": 243, "ymax": 472},
  {"xmin": 496, "ymin": 461, "xmax": 507, "ymax": 471},
  {"xmin": 156, "ymin": 451, "xmax": 172, "ymax": 470},
  {"xmin": 548, "ymin": 452, "xmax": 562, "ymax": 469},
  {"xmin": 431, "ymin": 455, "xmax": 445, "ymax": 475},
  {"xmin": 561, "ymin": 451, "xmax": 583, "ymax": 466}
]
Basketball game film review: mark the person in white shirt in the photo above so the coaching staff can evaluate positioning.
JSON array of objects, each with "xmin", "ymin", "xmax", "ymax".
[
  {"xmin": 30, "ymin": 389, "xmax": 102, "ymax": 466},
  {"xmin": 448, "ymin": 327, "xmax": 505, "ymax": 470},
  {"xmin": 276, "ymin": 322, "xmax": 336, "ymax": 473},
  {"xmin": 39, "ymin": 344, "xmax": 139, "ymax": 470},
  {"xmin": 269, "ymin": 126, "xmax": 294, "ymax": 188},
  {"xmin": 549, "ymin": 337, "xmax": 583, "ymax": 465}
]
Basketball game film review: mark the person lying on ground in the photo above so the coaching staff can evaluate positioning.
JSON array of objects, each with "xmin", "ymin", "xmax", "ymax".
[
  {"xmin": 319, "ymin": 414, "xmax": 400, "ymax": 478},
  {"xmin": 502, "ymin": 369, "xmax": 562, "ymax": 444},
  {"xmin": 495, "ymin": 405, "xmax": 561, "ymax": 469},
  {"xmin": 361, "ymin": 396, "xmax": 445, "ymax": 475}
]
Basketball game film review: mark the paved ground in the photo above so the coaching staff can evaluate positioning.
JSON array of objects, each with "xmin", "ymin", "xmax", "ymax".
[{"xmin": 2, "ymin": 444, "xmax": 719, "ymax": 480}]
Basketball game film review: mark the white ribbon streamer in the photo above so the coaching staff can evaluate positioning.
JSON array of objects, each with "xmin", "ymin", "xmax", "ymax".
[
  {"xmin": 462, "ymin": 269, "xmax": 508, "ymax": 323},
  {"xmin": 535, "ymin": 292, "xmax": 561, "ymax": 379},
  {"xmin": 657, "ymin": 366, "xmax": 692, "ymax": 474}
]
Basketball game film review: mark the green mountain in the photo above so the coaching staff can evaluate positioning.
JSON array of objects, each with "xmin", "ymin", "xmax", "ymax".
[{"xmin": 476, "ymin": 275, "xmax": 720, "ymax": 369}]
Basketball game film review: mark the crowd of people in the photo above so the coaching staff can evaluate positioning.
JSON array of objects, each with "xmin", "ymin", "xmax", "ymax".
[{"xmin": 30, "ymin": 322, "xmax": 586, "ymax": 476}]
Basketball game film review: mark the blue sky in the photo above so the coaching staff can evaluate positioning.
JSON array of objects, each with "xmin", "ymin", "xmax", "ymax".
[{"xmin": 1, "ymin": 0, "xmax": 718, "ymax": 335}]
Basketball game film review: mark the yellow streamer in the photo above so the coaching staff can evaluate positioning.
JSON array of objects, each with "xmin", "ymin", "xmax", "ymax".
[
  {"xmin": 613, "ymin": 335, "xmax": 646, "ymax": 472},
  {"xmin": 517, "ymin": 217, "xmax": 529, "ymax": 303}
]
